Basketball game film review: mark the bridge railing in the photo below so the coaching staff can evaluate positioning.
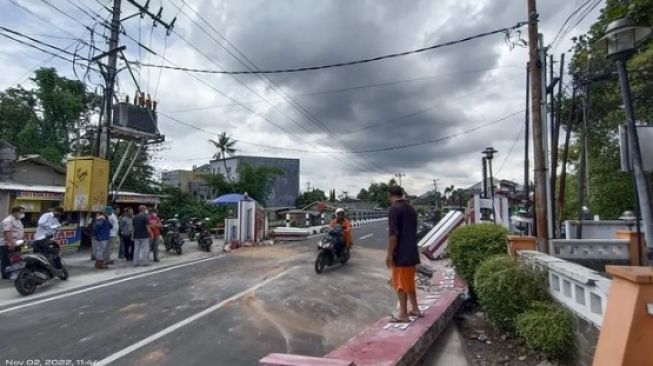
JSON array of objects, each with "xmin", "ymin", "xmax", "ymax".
[{"xmin": 518, "ymin": 250, "xmax": 612, "ymax": 328}]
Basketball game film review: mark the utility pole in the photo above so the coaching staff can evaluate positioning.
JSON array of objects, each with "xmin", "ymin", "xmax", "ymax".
[
  {"xmin": 306, "ymin": 181, "xmax": 311, "ymax": 192},
  {"xmin": 524, "ymin": 62, "xmax": 530, "ymax": 213},
  {"xmin": 94, "ymin": 0, "xmax": 175, "ymax": 159},
  {"xmin": 527, "ymin": 0, "xmax": 549, "ymax": 252},
  {"xmin": 432, "ymin": 179, "xmax": 439, "ymax": 207},
  {"xmin": 550, "ymin": 53, "xmax": 565, "ymax": 238},
  {"xmin": 96, "ymin": 0, "xmax": 123, "ymax": 159},
  {"xmin": 395, "ymin": 173, "xmax": 405, "ymax": 187}
]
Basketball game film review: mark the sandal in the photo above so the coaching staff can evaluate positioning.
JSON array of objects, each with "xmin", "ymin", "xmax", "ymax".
[
  {"xmin": 389, "ymin": 314, "xmax": 410, "ymax": 323},
  {"xmin": 408, "ymin": 311, "xmax": 424, "ymax": 318}
]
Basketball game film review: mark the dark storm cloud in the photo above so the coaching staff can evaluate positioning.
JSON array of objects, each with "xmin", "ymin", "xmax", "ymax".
[{"xmin": 180, "ymin": 0, "xmax": 529, "ymax": 176}]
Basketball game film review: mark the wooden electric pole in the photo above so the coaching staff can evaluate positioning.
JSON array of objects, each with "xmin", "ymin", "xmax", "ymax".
[{"xmin": 527, "ymin": 0, "xmax": 548, "ymax": 252}]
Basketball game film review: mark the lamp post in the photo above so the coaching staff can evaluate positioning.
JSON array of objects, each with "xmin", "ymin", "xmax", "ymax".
[
  {"xmin": 483, "ymin": 147, "xmax": 498, "ymax": 223},
  {"xmin": 594, "ymin": 18, "xmax": 653, "ymax": 264},
  {"xmin": 619, "ymin": 210, "xmax": 636, "ymax": 232}
]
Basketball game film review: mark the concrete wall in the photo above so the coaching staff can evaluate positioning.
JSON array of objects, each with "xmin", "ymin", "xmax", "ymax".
[
  {"xmin": 0, "ymin": 191, "xmax": 10, "ymax": 218},
  {"xmin": 13, "ymin": 161, "xmax": 65, "ymax": 185}
]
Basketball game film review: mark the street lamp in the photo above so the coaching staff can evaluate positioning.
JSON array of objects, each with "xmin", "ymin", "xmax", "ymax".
[
  {"xmin": 619, "ymin": 210, "xmax": 636, "ymax": 231},
  {"xmin": 594, "ymin": 18, "xmax": 653, "ymax": 265},
  {"xmin": 483, "ymin": 147, "xmax": 498, "ymax": 223}
]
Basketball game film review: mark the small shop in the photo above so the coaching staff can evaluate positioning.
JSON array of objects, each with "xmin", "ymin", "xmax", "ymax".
[{"xmin": 0, "ymin": 183, "xmax": 81, "ymax": 248}]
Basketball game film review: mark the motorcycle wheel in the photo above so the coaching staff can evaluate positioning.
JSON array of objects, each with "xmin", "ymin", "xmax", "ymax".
[
  {"xmin": 340, "ymin": 251, "xmax": 350, "ymax": 265},
  {"xmin": 175, "ymin": 247, "xmax": 183, "ymax": 255},
  {"xmin": 58, "ymin": 262, "xmax": 69, "ymax": 280},
  {"xmin": 15, "ymin": 268, "xmax": 37, "ymax": 296},
  {"xmin": 315, "ymin": 252, "xmax": 328, "ymax": 274}
]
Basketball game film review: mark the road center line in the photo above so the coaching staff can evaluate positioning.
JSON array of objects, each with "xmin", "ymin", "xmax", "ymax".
[
  {"xmin": 0, "ymin": 255, "xmax": 225, "ymax": 315},
  {"xmin": 359, "ymin": 233, "xmax": 374, "ymax": 240},
  {"xmin": 94, "ymin": 266, "xmax": 297, "ymax": 366}
]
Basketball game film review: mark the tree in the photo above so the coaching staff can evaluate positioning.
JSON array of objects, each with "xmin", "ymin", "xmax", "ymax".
[
  {"xmin": 557, "ymin": 0, "xmax": 653, "ymax": 219},
  {"xmin": 296, "ymin": 189, "xmax": 327, "ymax": 207},
  {"xmin": 158, "ymin": 186, "xmax": 226, "ymax": 227},
  {"xmin": 357, "ymin": 188, "xmax": 369, "ymax": 200},
  {"xmin": 203, "ymin": 163, "xmax": 283, "ymax": 205},
  {"xmin": 209, "ymin": 132, "xmax": 237, "ymax": 182},
  {"xmin": 329, "ymin": 189, "xmax": 336, "ymax": 201}
]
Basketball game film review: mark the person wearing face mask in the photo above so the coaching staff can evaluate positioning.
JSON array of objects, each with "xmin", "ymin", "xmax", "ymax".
[
  {"xmin": 1, "ymin": 206, "xmax": 25, "ymax": 280},
  {"xmin": 35, "ymin": 207, "xmax": 64, "ymax": 240}
]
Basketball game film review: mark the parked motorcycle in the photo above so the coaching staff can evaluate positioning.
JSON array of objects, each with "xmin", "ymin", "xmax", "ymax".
[
  {"xmin": 6, "ymin": 234, "xmax": 69, "ymax": 296},
  {"xmin": 186, "ymin": 217, "xmax": 201, "ymax": 241},
  {"xmin": 197, "ymin": 218, "xmax": 213, "ymax": 252},
  {"xmin": 315, "ymin": 225, "xmax": 350, "ymax": 274},
  {"xmin": 163, "ymin": 218, "xmax": 185, "ymax": 255}
]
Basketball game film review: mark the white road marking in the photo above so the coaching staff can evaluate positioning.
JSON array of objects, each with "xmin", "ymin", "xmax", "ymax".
[
  {"xmin": 0, "ymin": 255, "xmax": 226, "ymax": 315},
  {"xmin": 94, "ymin": 266, "xmax": 297, "ymax": 366},
  {"xmin": 359, "ymin": 233, "xmax": 374, "ymax": 240}
]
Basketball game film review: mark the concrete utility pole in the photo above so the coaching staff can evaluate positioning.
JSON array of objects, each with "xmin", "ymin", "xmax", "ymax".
[
  {"xmin": 432, "ymin": 179, "xmax": 439, "ymax": 207},
  {"xmin": 527, "ymin": 0, "xmax": 549, "ymax": 252},
  {"xmin": 523, "ymin": 62, "xmax": 530, "ymax": 213},
  {"xmin": 97, "ymin": 0, "xmax": 122, "ymax": 159}
]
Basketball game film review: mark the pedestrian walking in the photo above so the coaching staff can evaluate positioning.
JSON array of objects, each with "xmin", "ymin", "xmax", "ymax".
[
  {"xmin": 1, "ymin": 206, "xmax": 25, "ymax": 280},
  {"xmin": 119, "ymin": 207, "xmax": 134, "ymax": 260},
  {"xmin": 93, "ymin": 212, "xmax": 113, "ymax": 269},
  {"xmin": 386, "ymin": 185, "xmax": 420, "ymax": 323},
  {"xmin": 104, "ymin": 206, "xmax": 119, "ymax": 264},
  {"xmin": 148, "ymin": 208, "xmax": 162, "ymax": 263},
  {"xmin": 133, "ymin": 205, "xmax": 153, "ymax": 266}
]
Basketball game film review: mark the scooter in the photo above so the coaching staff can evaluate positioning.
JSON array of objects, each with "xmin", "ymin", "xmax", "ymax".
[
  {"xmin": 197, "ymin": 218, "xmax": 213, "ymax": 252},
  {"xmin": 7, "ymin": 234, "xmax": 69, "ymax": 296},
  {"xmin": 163, "ymin": 218, "xmax": 185, "ymax": 255},
  {"xmin": 314, "ymin": 225, "xmax": 350, "ymax": 274}
]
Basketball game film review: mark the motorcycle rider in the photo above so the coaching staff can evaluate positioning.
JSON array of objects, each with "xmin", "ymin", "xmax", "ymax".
[
  {"xmin": 329, "ymin": 208, "xmax": 352, "ymax": 258},
  {"xmin": 35, "ymin": 207, "xmax": 64, "ymax": 240}
]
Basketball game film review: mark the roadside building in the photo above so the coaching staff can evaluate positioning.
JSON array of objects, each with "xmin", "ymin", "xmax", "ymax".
[
  {"xmin": 161, "ymin": 169, "xmax": 213, "ymax": 199},
  {"xmin": 205, "ymin": 155, "xmax": 300, "ymax": 207}
]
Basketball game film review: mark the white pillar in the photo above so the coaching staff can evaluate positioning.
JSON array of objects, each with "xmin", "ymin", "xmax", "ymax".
[
  {"xmin": 305, "ymin": 213, "xmax": 310, "ymax": 227},
  {"xmin": 321, "ymin": 213, "xmax": 325, "ymax": 226},
  {"xmin": 286, "ymin": 213, "xmax": 290, "ymax": 227}
]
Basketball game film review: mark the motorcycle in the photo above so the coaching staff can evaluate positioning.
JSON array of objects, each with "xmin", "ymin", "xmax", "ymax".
[
  {"xmin": 197, "ymin": 218, "xmax": 213, "ymax": 252},
  {"xmin": 162, "ymin": 218, "xmax": 185, "ymax": 255},
  {"xmin": 314, "ymin": 225, "xmax": 350, "ymax": 274},
  {"xmin": 6, "ymin": 234, "xmax": 69, "ymax": 296},
  {"xmin": 186, "ymin": 218, "xmax": 201, "ymax": 241}
]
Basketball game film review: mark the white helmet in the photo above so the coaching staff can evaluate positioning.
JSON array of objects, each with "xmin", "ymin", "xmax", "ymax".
[{"xmin": 335, "ymin": 208, "xmax": 345, "ymax": 215}]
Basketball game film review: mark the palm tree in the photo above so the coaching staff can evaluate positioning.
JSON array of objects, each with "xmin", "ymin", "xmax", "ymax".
[
  {"xmin": 209, "ymin": 132, "xmax": 237, "ymax": 182},
  {"xmin": 444, "ymin": 185, "xmax": 455, "ymax": 205}
]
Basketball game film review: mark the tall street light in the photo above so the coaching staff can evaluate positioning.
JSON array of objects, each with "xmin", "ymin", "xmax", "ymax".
[
  {"xmin": 483, "ymin": 147, "xmax": 498, "ymax": 223},
  {"xmin": 594, "ymin": 18, "xmax": 653, "ymax": 264}
]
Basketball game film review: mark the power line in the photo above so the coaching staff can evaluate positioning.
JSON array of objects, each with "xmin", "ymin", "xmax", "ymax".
[
  {"xmin": 495, "ymin": 122, "xmax": 525, "ymax": 176},
  {"xmin": 0, "ymin": 32, "xmax": 79, "ymax": 64},
  {"xmin": 130, "ymin": 21, "xmax": 527, "ymax": 75},
  {"xmin": 0, "ymin": 26, "xmax": 85, "ymax": 59},
  {"xmin": 163, "ymin": 65, "xmax": 521, "ymax": 114},
  {"xmin": 549, "ymin": 0, "xmax": 594, "ymax": 47},
  {"xmin": 550, "ymin": 0, "xmax": 602, "ymax": 51}
]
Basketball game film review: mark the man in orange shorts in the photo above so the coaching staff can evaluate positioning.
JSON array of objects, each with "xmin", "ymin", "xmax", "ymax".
[{"xmin": 386, "ymin": 185, "xmax": 420, "ymax": 322}]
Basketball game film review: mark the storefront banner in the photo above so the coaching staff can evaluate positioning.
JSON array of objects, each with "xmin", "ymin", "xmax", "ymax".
[
  {"xmin": 16, "ymin": 191, "xmax": 64, "ymax": 201},
  {"xmin": 23, "ymin": 225, "xmax": 81, "ymax": 247}
]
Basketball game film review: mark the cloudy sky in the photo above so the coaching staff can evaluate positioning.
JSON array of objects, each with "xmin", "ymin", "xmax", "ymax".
[{"xmin": 0, "ymin": 0, "xmax": 603, "ymax": 196}]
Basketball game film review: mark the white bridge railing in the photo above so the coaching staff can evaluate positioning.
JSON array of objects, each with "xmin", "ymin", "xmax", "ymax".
[{"xmin": 518, "ymin": 250, "xmax": 612, "ymax": 328}]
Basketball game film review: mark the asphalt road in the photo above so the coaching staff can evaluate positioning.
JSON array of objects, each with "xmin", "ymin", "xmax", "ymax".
[{"xmin": 1, "ymin": 222, "xmax": 394, "ymax": 366}]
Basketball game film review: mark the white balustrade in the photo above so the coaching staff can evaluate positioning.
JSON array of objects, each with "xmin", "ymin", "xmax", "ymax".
[
  {"xmin": 552, "ymin": 239, "xmax": 630, "ymax": 261},
  {"xmin": 518, "ymin": 250, "xmax": 612, "ymax": 328}
]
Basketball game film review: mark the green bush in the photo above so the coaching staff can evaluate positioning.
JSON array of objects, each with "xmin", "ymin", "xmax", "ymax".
[
  {"xmin": 448, "ymin": 223, "xmax": 509, "ymax": 282},
  {"xmin": 516, "ymin": 301, "xmax": 573, "ymax": 359},
  {"xmin": 474, "ymin": 257, "xmax": 547, "ymax": 331}
]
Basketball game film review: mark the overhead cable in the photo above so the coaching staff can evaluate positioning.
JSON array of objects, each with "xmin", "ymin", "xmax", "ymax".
[{"xmin": 130, "ymin": 22, "xmax": 528, "ymax": 75}]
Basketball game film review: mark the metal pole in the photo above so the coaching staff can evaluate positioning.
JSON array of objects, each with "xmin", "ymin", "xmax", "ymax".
[
  {"xmin": 541, "ymin": 34, "xmax": 553, "ymax": 250},
  {"xmin": 115, "ymin": 142, "xmax": 143, "ymax": 194},
  {"xmin": 98, "ymin": 0, "xmax": 122, "ymax": 159},
  {"xmin": 616, "ymin": 58, "xmax": 653, "ymax": 264},
  {"xmin": 558, "ymin": 87, "xmax": 576, "ymax": 236},
  {"xmin": 524, "ymin": 62, "xmax": 530, "ymax": 213},
  {"xmin": 527, "ymin": 0, "xmax": 549, "ymax": 252},
  {"xmin": 550, "ymin": 53, "xmax": 565, "ymax": 238},
  {"xmin": 110, "ymin": 141, "xmax": 133, "ymax": 190},
  {"xmin": 489, "ymin": 159, "xmax": 496, "ymax": 223},
  {"xmin": 482, "ymin": 157, "xmax": 488, "ymax": 198}
]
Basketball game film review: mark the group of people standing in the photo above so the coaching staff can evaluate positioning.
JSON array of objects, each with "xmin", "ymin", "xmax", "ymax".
[{"xmin": 90, "ymin": 205, "xmax": 162, "ymax": 269}]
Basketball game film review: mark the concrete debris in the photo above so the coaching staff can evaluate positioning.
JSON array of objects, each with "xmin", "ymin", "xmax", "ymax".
[
  {"xmin": 477, "ymin": 334, "xmax": 488, "ymax": 343},
  {"xmin": 416, "ymin": 264, "xmax": 434, "ymax": 277},
  {"xmin": 518, "ymin": 355, "xmax": 527, "ymax": 361}
]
